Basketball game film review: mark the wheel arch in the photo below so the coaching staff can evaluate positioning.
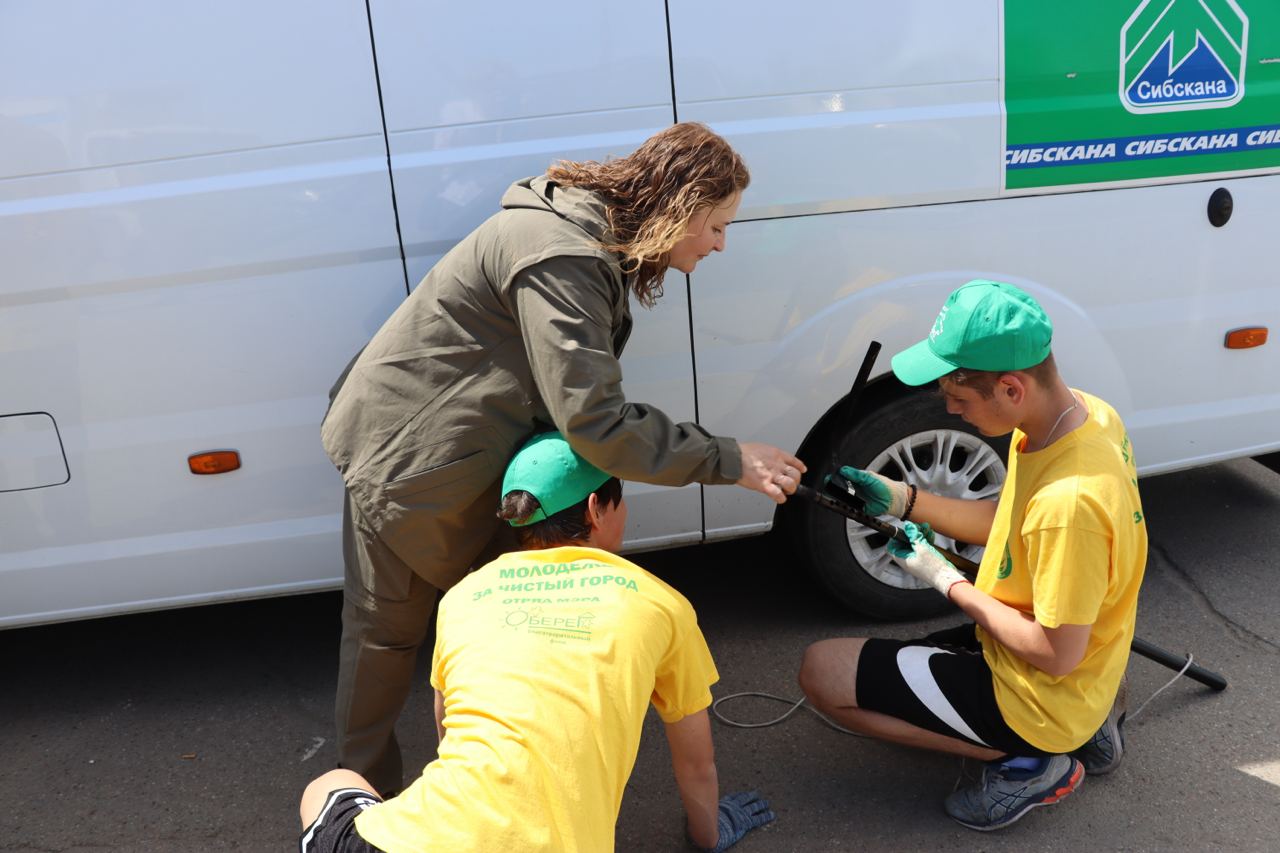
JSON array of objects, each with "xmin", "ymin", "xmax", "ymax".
[
  {"xmin": 793, "ymin": 370, "xmax": 918, "ymax": 483},
  {"xmin": 787, "ymin": 272, "xmax": 1132, "ymax": 473}
]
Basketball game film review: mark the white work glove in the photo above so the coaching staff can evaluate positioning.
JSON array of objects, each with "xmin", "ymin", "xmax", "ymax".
[
  {"xmin": 886, "ymin": 521, "xmax": 969, "ymax": 598},
  {"xmin": 837, "ymin": 465, "xmax": 909, "ymax": 517}
]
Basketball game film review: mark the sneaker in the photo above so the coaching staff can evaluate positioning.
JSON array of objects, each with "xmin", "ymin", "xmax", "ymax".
[
  {"xmin": 944, "ymin": 754, "xmax": 1084, "ymax": 831},
  {"xmin": 1073, "ymin": 675, "xmax": 1128, "ymax": 775}
]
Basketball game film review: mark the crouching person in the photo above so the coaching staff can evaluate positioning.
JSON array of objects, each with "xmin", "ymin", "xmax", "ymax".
[
  {"xmin": 798, "ymin": 280, "xmax": 1146, "ymax": 831},
  {"xmin": 300, "ymin": 431, "xmax": 774, "ymax": 852}
]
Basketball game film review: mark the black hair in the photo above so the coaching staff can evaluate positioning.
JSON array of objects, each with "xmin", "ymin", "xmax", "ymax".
[{"xmin": 497, "ymin": 477, "xmax": 623, "ymax": 549}]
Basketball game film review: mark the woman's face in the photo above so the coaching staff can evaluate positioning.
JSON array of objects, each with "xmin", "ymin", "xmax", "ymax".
[{"xmin": 668, "ymin": 191, "xmax": 742, "ymax": 274}]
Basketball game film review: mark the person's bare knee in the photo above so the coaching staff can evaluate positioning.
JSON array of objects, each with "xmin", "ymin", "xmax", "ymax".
[
  {"xmin": 798, "ymin": 638, "xmax": 866, "ymax": 711},
  {"xmin": 299, "ymin": 768, "xmax": 379, "ymax": 828}
]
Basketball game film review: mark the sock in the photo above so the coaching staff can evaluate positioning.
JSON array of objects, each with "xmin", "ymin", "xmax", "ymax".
[{"xmin": 1001, "ymin": 755, "xmax": 1048, "ymax": 772}]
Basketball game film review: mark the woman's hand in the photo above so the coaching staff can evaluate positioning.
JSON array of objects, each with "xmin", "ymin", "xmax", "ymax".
[{"xmin": 736, "ymin": 442, "xmax": 807, "ymax": 503}]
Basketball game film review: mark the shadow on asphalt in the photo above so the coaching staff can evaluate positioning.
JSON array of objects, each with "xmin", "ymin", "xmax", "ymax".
[{"xmin": 1253, "ymin": 451, "xmax": 1280, "ymax": 477}]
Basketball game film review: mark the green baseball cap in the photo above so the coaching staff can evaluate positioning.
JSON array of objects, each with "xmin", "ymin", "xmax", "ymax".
[
  {"xmin": 501, "ymin": 431, "xmax": 611, "ymax": 526},
  {"xmin": 891, "ymin": 280, "xmax": 1053, "ymax": 386}
]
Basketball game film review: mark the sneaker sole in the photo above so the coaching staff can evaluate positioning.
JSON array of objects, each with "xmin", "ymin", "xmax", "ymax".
[
  {"xmin": 950, "ymin": 760, "xmax": 1086, "ymax": 832},
  {"xmin": 1082, "ymin": 712, "xmax": 1126, "ymax": 776}
]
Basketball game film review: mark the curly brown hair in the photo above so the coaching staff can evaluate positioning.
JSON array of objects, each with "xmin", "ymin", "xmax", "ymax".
[{"xmin": 545, "ymin": 122, "xmax": 749, "ymax": 307}]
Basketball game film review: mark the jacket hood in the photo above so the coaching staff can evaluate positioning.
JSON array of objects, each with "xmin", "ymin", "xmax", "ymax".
[{"xmin": 501, "ymin": 175, "xmax": 613, "ymax": 243}]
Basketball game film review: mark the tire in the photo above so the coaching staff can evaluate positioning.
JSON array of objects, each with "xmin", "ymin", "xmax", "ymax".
[{"xmin": 789, "ymin": 390, "xmax": 1010, "ymax": 620}]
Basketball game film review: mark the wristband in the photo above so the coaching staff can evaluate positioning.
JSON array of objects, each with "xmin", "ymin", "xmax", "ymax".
[{"xmin": 901, "ymin": 483, "xmax": 918, "ymax": 521}]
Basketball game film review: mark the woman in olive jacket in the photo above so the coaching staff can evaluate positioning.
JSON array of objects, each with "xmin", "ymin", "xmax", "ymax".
[{"xmin": 321, "ymin": 122, "xmax": 806, "ymax": 795}]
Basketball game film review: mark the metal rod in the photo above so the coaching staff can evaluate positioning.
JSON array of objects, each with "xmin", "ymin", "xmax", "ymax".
[
  {"xmin": 816, "ymin": 340, "xmax": 882, "ymax": 483},
  {"xmin": 1130, "ymin": 637, "xmax": 1227, "ymax": 692},
  {"xmin": 848, "ymin": 341, "xmax": 881, "ymax": 403},
  {"xmin": 794, "ymin": 483, "xmax": 978, "ymax": 573}
]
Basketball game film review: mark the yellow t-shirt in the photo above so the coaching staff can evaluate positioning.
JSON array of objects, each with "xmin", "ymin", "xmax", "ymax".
[
  {"xmin": 354, "ymin": 545, "xmax": 719, "ymax": 853},
  {"xmin": 975, "ymin": 390, "xmax": 1147, "ymax": 753}
]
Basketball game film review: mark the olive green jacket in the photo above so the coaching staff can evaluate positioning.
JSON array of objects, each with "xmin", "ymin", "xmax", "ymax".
[{"xmin": 322, "ymin": 176, "xmax": 741, "ymax": 544}]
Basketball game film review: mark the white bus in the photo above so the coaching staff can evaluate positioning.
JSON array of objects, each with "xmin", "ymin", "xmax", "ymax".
[{"xmin": 4, "ymin": 0, "xmax": 1277, "ymax": 627}]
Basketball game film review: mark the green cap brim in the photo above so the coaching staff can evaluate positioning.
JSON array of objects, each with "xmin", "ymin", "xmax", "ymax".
[{"xmin": 891, "ymin": 338, "xmax": 960, "ymax": 386}]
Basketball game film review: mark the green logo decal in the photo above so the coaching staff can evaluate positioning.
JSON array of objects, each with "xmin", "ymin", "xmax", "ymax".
[
  {"xmin": 504, "ymin": 607, "xmax": 596, "ymax": 643},
  {"xmin": 997, "ymin": 541, "xmax": 1014, "ymax": 579},
  {"xmin": 1122, "ymin": 0, "xmax": 1247, "ymax": 114},
  {"xmin": 1004, "ymin": 0, "xmax": 1280, "ymax": 189}
]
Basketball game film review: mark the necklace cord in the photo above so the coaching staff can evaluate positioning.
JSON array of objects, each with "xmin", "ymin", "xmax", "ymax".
[{"xmin": 1037, "ymin": 392, "xmax": 1080, "ymax": 450}]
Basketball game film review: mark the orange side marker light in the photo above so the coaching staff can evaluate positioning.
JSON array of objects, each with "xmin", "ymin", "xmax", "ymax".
[
  {"xmin": 1224, "ymin": 327, "xmax": 1268, "ymax": 349},
  {"xmin": 188, "ymin": 450, "xmax": 241, "ymax": 475}
]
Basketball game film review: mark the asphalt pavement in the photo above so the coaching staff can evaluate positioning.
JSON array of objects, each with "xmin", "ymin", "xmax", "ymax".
[{"xmin": 4, "ymin": 457, "xmax": 1280, "ymax": 851}]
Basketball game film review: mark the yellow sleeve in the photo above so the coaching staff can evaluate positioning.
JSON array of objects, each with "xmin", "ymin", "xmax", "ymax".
[
  {"xmin": 1026, "ymin": 526, "xmax": 1111, "ymax": 628},
  {"xmin": 650, "ymin": 599, "xmax": 720, "ymax": 723}
]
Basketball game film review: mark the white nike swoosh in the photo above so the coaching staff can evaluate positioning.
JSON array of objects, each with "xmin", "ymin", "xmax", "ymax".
[{"xmin": 896, "ymin": 646, "xmax": 990, "ymax": 747}]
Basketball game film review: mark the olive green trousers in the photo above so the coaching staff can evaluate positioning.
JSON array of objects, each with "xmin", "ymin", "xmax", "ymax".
[{"xmin": 334, "ymin": 489, "xmax": 512, "ymax": 795}]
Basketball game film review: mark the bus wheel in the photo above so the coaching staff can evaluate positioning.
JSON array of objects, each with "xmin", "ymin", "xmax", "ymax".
[{"xmin": 789, "ymin": 390, "xmax": 1009, "ymax": 620}]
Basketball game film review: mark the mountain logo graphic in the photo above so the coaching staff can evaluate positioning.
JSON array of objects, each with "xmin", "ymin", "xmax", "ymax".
[{"xmin": 1121, "ymin": 0, "xmax": 1248, "ymax": 114}]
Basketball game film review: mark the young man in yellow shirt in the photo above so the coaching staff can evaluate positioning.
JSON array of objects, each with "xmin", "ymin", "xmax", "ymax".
[
  {"xmin": 299, "ymin": 432, "xmax": 774, "ymax": 852},
  {"xmin": 799, "ymin": 280, "xmax": 1146, "ymax": 831}
]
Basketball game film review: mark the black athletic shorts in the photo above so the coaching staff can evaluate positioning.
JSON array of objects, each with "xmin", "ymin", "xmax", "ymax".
[
  {"xmin": 855, "ymin": 622, "xmax": 1050, "ymax": 757},
  {"xmin": 299, "ymin": 788, "xmax": 386, "ymax": 853}
]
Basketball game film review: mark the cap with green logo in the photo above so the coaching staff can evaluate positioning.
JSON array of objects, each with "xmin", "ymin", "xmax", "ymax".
[
  {"xmin": 501, "ymin": 431, "xmax": 611, "ymax": 526},
  {"xmin": 890, "ymin": 280, "xmax": 1053, "ymax": 386}
]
